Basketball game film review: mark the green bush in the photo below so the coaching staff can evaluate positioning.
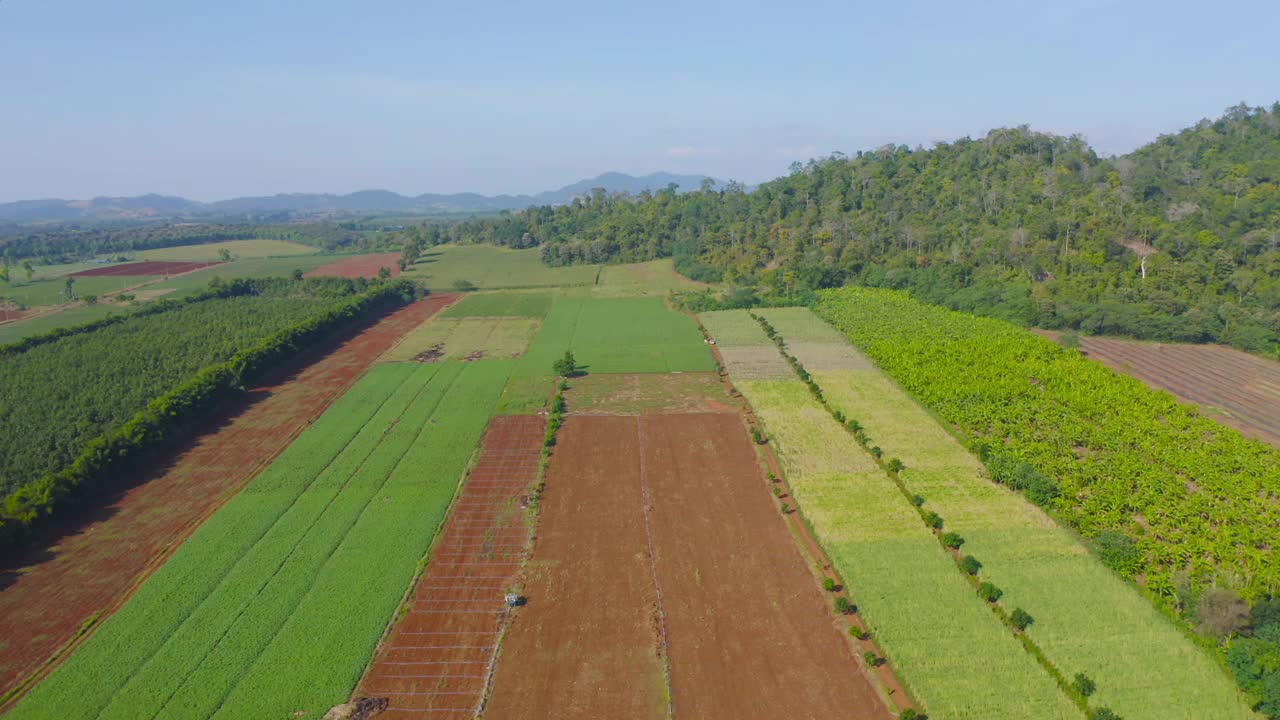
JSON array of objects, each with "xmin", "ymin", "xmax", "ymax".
[
  {"xmin": 1010, "ymin": 608, "xmax": 1034, "ymax": 630},
  {"xmin": 924, "ymin": 511, "xmax": 943, "ymax": 530},
  {"xmin": 834, "ymin": 597, "xmax": 851, "ymax": 614},
  {"xmin": 942, "ymin": 531, "xmax": 965, "ymax": 549},
  {"xmin": 978, "ymin": 582, "xmax": 1004, "ymax": 603},
  {"xmin": 1090, "ymin": 708, "xmax": 1122, "ymax": 720},
  {"xmin": 822, "ymin": 578, "xmax": 836, "ymax": 592},
  {"xmin": 960, "ymin": 555, "xmax": 983, "ymax": 575},
  {"xmin": 1073, "ymin": 672, "xmax": 1096, "ymax": 698}
]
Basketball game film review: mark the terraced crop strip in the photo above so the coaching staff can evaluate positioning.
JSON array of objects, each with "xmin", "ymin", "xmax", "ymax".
[
  {"xmin": 701, "ymin": 310, "xmax": 1082, "ymax": 720},
  {"xmin": 9, "ymin": 360, "xmax": 512, "ymax": 720},
  {"xmin": 758, "ymin": 307, "xmax": 1257, "ymax": 719},
  {"xmin": 357, "ymin": 414, "xmax": 544, "ymax": 718}
]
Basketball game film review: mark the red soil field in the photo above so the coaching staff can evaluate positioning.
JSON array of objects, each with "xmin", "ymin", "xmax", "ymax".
[
  {"xmin": 0, "ymin": 308, "xmax": 26, "ymax": 323},
  {"xmin": 305, "ymin": 252, "xmax": 402, "ymax": 279},
  {"xmin": 0, "ymin": 295, "xmax": 456, "ymax": 705},
  {"xmin": 1038, "ymin": 331, "xmax": 1280, "ymax": 447},
  {"xmin": 485, "ymin": 413, "xmax": 890, "ymax": 720},
  {"xmin": 484, "ymin": 415, "xmax": 668, "ymax": 720},
  {"xmin": 355, "ymin": 415, "xmax": 544, "ymax": 719},
  {"xmin": 643, "ymin": 413, "xmax": 892, "ymax": 720},
  {"xmin": 69, "ymin": 260, "xmax": 221, "ymax": 277}
]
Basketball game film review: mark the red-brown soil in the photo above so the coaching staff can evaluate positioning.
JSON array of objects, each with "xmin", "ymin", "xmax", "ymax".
[
  {"xmin": 355, "ymin": 415, "xmax": 544, "ymax": 719},
  {"xmin": 69, "ymin": 261, "xmax": 221, "ymax": 277},
  {"xmin": 0, "ymin": 308, "xmax": 26, "ymax": 324},
  {"xmin": 484, "ymin": 413, "xmax": 892, "ymax": 720},
  {"xmin": 643, "ymin": 413, "xmax": 892, "ymax": 720},
  {"xmin": 484, "ymin": 416, "xmax": 669, "ymax": 720},
  {"xmin": 305, "ymin": 253, "xmax": 402, "ymax": 279},
  {"xmin": 1038, "ymin": 332, "xmax": 1280, "ymax": 447},
  {"xmin": 0, "ymin": 295, "xmax": 456, "ymax": 704}
]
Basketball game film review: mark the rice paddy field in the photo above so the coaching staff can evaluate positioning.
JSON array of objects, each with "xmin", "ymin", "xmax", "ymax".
[{"xmin": 7, "ymin": 360, "xmax": 511, "ymax": 720}]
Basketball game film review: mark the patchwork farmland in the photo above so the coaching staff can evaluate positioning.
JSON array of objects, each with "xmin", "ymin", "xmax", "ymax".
[{"xmin": 2, "ymin": 246, "xmax": 1275, "ymax": 720}]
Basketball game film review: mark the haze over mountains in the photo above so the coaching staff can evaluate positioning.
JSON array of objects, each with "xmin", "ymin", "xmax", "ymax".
[{"xmin": 0, "ymin": 172, "xmax": 725, "ymax": 224}]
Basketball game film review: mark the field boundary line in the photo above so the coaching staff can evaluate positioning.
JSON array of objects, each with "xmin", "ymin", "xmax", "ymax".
[{"xmin": 634, "ymin": 415, "xmax": 676, "ymax": 720}]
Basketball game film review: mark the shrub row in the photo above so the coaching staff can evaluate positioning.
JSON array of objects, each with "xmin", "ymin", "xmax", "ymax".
[{"xmin": 0, "ymin": 279, "xmax": 417, "ymax": 548}]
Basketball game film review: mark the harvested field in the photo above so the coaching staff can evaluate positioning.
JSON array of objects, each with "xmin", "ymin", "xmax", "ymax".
[
  {"xmin": 494, "ymin": 375, "xmax": 555, "ymax": 415},
  {"xmin": 305, "ymin": 252, "xmax": 402, "ymax": 279},
  {"xmin": 381, "ymin": 317, "xmax": 540, "ymax": 363},
  {"xmin": 1072, "ymin": 335, "xmax": 1280, "ymax": 447},
  {"xmin": 0, "ymin": 296, "xmax": 454, "ymax": 706},
  {"xmin": 715, "ymin": 345, "xmax": 794, "ymax": 379},
  {"xmin": 643, "ymin": 413, "xmax": 891, "ymax": 720},
  {"xmin": 484, "ymin": 416, "xmax": 667, "ymax": 720},
  {"xmin": 356, "ymin": 415, "xmax": 544, "ymax": 718},
  {"xmin": 564, "ymin": 372, "xmax": 735, "ymax": 415},
  {"xmin": 69, "ymin": 261, "xmax": 221, "ymax": 277}
]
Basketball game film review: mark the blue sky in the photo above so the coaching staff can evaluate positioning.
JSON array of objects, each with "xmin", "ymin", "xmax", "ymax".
[{"xmin": 2, "ymin": 0, "xmax": 1278, "ymax": 202}]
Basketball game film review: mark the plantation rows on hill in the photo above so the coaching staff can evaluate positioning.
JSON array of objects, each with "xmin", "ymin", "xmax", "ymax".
[{"xmin": 811, "ymin": 287, "xmax": 1280, "ymax": 608}]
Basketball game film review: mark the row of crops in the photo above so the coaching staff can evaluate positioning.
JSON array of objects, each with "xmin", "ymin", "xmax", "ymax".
[
  {"xmin": 750, "ymin": 307, "xmax": 1256, "ymax": 720},
  {"xmin": 812, "ymin": 288, "xmax": 1280, "ymax": 604},
  {"xmin": 9, "ymin": 360, "xmax": 511, "ymax": 720}
]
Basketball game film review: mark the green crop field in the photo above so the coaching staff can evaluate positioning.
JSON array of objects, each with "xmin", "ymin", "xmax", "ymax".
[
  {"xmin": 517, "ymin": 296, "xmax": 713, "ymax": 375},
  {"xmin": 137, "ymin": 239, "xmax": 319, "ymax": 261},
  {"xmin": 403, "ymin": 244, "xmax": 599, "ymax": 290},
  {"xmin": 9, "ymin": 360, "xmax": 511, "ymax": 720},
  {"xmin": 739, "ymin": 378, "xmax": 1082, "ymax": 720},
  {"xmin": 441, "ymin": 291, "xmax": 553, "ymax": 318},
  {"xmin": 0, "ymin": 304, "xmax": 119, "ymax": 344},
  {"xmin": 382, "ymin": 316, "xmax": 540, "ymax": 362}
]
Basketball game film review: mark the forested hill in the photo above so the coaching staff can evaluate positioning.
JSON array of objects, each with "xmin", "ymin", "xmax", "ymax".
[{"xmin": 441, "ymin": 103, "xmax": 1280, "ymax": 355}]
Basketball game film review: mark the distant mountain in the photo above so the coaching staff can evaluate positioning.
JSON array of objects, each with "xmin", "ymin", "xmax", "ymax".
[{"xmin": 0, "ymin": 172, "xmax": 724, "ymax": 223}]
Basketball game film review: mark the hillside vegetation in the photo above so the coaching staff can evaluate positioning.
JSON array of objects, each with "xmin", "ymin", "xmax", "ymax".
[{"xmin": 444, "ymin": 103, "xmax": 1280, "ymax": 354}]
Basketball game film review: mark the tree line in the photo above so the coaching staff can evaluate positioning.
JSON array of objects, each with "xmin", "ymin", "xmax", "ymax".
[{"xmin": 438, "ymin": 103, "xmax": 1280, "ymax": 355}]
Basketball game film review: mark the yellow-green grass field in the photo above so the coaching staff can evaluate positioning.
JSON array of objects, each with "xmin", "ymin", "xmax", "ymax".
[
  {"xmin": 592, "ymin": 258, "xmax": 708, "ymax": 297},
  {"xmin": 756, "ymin": 306, "xmax": 1257, "ymax": 719},
  {"xmin": 137, "ymin": 239, "xmax": 318, "ymax": 261},
  {"xmin": 403, "ymin": 244, "xmax": 599, "ymax": 290},
  {"xmin": 441, "ymin": 291, "xmax": 553, "ymax": 318},
  {"xmin": 381, "ymin": 316, "xmax": 540, "ymax": 363},
  {"xmin": 1, "ymin": 274, "xmax": 156, "ymax": 307},
  {"xmin": 517, "ymin": 296, "xmax": 714, "ymax": 375},
  {"xmin": 741, "ymin": 378, "xmax": 1082, "ymax": 720}
]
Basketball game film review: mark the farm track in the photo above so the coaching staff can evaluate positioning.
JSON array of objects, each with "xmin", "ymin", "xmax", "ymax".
[
  {"xmin": 69, "ymin": 261, "xmax": 222, "ymax": 277},
  {"xmin": 356, "ymin": 415, "xmax": 544, "ymax": 719},
  {"xmin": 1076, "ymin": 336, "xmax": 1280, "ymax": 446},
  {"xmin": 0, "ymin": 295, "xmax": 456, "ymax": 706}
]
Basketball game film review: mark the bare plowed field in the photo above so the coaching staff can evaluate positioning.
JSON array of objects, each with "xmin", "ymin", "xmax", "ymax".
[
  {"xmin": 643, "ymin": 413, "xmax": 890, "ymax": 720},
  {"xmin": 1074, "ymin": 335, "xmax": 1280, "ymax": 447},
  {"xmin": 0, "ymin": 308, "xmax": 27, "ymax": 324},
  {"xmin": 484, "ymin": 416, "xmax": 668, "ymax": 720},
  {"xmin": 484, "ymin": 413, "xmax": 890, "ymax": 720},
  {"xmin": 69, "ymin": 261, "xmax": 221, "ymax": 277},
  {"xmin": 305, "ymin": 253, "xmax": 402, "ymax": 279},
  {"xmin": 0, "ymin": 296, "xmax": 455, "ymax": 703},
  {"xmin": 356, "ymin": 415, "xmax": 544, "ymax": 719}
]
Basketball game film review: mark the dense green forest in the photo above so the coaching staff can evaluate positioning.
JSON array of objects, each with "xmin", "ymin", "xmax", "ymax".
[
  {"xmin": 438, "ymin": 103, "xmax": 1280, "ymax": 355},
  {"xmin": 0, "ymin": 276, "xmax": 415, "ymax": 545}
]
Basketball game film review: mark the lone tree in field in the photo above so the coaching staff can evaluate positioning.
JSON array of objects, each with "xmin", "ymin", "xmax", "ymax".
[
  {"xmin": 1010, "ymin": 608, "xmax": 1034, "ymax": 630},
  {"xmin": 377, "ymin": 266, "xmax": 392, "ymax": 279},
  {"xmin": 218, "ymin": 248, "xmax": 233, "ymax": 262},
  {"xmin": 552, "ymin": 350, "xmax": 578, "ymax": 377},
  {"xmin": 1072, "ymin": 672, "xmax": 1096, "ymax": 698},
  {"xmin": 64, "ymin": 276, "xmax": 76, "ymax": 301},
  {"xmin": 0, "ymin": 264, "xmax": 9, "ymax": 284}
]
